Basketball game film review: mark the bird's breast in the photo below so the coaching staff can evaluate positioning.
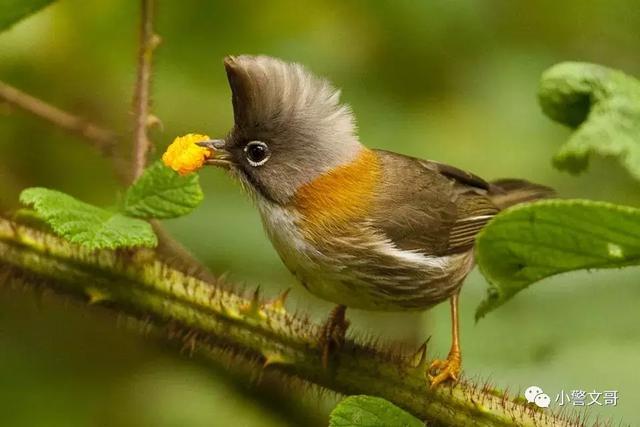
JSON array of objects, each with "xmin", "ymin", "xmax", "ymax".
[{"xmin": 292, "ymin": 148, "xmax": 381, "ymax": 236}]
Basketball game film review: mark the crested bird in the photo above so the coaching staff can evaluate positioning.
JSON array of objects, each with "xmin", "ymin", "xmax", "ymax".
[{"xmin": 199, "ymin": 55, "xmax": 553, "ymax": 387}]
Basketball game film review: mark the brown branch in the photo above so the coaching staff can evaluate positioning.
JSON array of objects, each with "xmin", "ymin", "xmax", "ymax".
[
  {"xmin": 0, "ymin": 80, "xmax": 116, "ymax": 154},
  {"xmin": 130, "ymin": 0, "xmax": 159, "ymax": 182},
  {"xmin": 126, "ymin": 1, "xmax": 211, "ymax": 285}
]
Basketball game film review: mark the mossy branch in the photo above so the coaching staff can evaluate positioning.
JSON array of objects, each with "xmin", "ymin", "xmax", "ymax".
[{"xmin": 0, "ymin": 217, "xmax": 585, "ymax": 427}]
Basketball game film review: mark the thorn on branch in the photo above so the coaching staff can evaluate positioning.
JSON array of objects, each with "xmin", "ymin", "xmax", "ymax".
[
  {"xmin": 240, "ymin": 286, "xmax": 266, "ymax": 321},
  {"xmin": 146, "ymin": 113, "xmax": 163, "ymax": 131},
  {"xmin": 410, "ymin": 337, "xmax": 430, "ymax": 369},
  {"xmin": 263, "ymin": 288, "xmax": 291, "ymax": 313}
]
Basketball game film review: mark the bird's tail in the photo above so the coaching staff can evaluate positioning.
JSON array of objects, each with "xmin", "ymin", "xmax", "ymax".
[{"xmin": 489, "ymin": 178, "xmax": 555, "ymax": 210}]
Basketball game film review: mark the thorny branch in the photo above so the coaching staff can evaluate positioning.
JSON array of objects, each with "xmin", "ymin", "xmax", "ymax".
[{"xmin": 0, "ymin": 218, "xmax": 588, "ymax": 427}]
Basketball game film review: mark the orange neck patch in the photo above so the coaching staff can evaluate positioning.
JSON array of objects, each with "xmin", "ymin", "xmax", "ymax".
[{"xmin": 293, "ymin": 148, "xmax": 381, "ymax": 233}]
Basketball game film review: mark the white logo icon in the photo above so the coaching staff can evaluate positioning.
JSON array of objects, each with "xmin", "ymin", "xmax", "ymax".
[
  {"xmin": 525, "ymin": 385, "xmax": 549, "ymax": 408},
  {"xmin": 534, "ymin": 393, "xmax": 551, "ymax": 408},
  {"xmin": 524, "ymin": 386, "xmax": 544, "ymax": 403}
]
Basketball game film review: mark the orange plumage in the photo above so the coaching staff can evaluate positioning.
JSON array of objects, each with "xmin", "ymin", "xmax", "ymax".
[{"xmin": 293, "ymin": 148, "xmax": 381, "ymax": 232}]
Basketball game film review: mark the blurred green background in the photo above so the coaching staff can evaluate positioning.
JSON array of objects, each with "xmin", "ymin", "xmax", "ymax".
[{"xmin": 1, "ymin": 0, "xmax": 640, "ymax": 425}]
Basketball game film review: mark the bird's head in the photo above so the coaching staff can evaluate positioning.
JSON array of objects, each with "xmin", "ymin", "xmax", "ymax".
[{"xmin": 200, "ymin": 55, "xmax": 362, "ymax": 205}]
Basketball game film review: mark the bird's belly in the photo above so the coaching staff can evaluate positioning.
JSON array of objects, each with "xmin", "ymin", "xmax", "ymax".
[
  {"xmin": 295, "ymin": 252, "xmax": 471, "ymax": 311},
  {"xmin": 258, "ymin": 202, "xmax": 472, "ymax": 311},
  {"xmin": 288, "ymin": 245, "xmax": 471, "ymax": 311}
]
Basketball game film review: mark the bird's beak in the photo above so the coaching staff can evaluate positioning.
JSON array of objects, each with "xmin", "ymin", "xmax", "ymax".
[{"xmin": 197, "ymin": 139, "xmax": 233, "ymax": 169}]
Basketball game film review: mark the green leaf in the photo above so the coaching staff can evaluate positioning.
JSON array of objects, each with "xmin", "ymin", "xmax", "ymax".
[
  {"xmin": 475, "ymin": 199, "xmax": 640, "ymax": 319},
  {"xmin": 20, "ymin": 187, "xmax": 157, "ymax": 250},
  {"xmin": 0, "ymin": 0, "xmax": 56, "ymax": 33},
  {"xmin": 329, "ymin": 395, "xmax": 423, "ymax": 427},
  {"xmin": 538, "ymin": 62, "xmax": 640, "ymax": 180},
  {"xmin": 122, "ymin": 161, "xmax": 203, "ymax": 219}
]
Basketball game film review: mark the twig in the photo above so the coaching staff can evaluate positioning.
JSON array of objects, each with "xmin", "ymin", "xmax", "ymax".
[
  {"xmin": 131, "ymin": 0, "xmax": 159, "ymax": 182},
  {"xmin": 0, "ymin": 217, "xmax": 585, "ymax": 427},
  {"xmin": 0, "ymin": 80, "xmax": 116, "ymax": 154},
  {"xmin": 127, "ymin": 1, "xmax": 211, "ymax": 292}
]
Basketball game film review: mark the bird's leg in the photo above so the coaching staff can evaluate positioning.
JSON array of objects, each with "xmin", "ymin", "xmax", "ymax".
[
  {"xmin": 319, "ymin": 304, "xmax": 349, "ymax": 368},
  {"xmin": 428, "ymin": 292, "xmax": 462, "ymax": 388}
]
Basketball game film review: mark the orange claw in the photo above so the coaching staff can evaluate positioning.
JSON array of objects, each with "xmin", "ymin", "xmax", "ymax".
[{"xmin": 162, "ymin": 133, "xmax": 211, "ymax": 175}]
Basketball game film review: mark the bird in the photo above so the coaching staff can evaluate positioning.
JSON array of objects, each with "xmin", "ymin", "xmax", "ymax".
[{"xmin": 198, "ymin": 55, "xmax": 553, "ymax": 387}]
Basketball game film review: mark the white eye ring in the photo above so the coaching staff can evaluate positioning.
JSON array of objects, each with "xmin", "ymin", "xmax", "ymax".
[{"xmin": 244, "ymin": 141, "xmax": 271, "ymax": 167}]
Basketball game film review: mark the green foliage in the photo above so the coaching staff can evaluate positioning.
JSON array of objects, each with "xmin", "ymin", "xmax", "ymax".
[
  {"xmin": 19, "ymin": 188, "xmax": 157, "ymax": 250},
  {"xmin": 475, "ymin": 62, "xmax": 640, "ymax": 319},
  {"xmin": 16, "ymin": 163, "xmax": 204, "ymax": 250},
  {"xmin": 539, "ymin": 62, "xmax": 640, "ymax": 180},
  {"xmin": 476, "ymin": 199, "xmax": 640, "ymax": 319},
  {"xmin": 0, "ymin": 0, "xmax": 55, "ymax": 32},
  {"xmin": 123, "ymin": 161, "xmax": 204, "ymax": 219},
  {"xmin": 329, "ymin": 396, "xmax": 423, "ymax": 427}
]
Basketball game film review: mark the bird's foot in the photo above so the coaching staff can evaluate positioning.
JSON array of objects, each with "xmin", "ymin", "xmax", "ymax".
[
  {"xmin": 319, "ymin": 305, "xmax": 349, "ymax": 368},
  {"xmin": 428, "ymin": 349, "xmax": 461, "ymax": 388}
]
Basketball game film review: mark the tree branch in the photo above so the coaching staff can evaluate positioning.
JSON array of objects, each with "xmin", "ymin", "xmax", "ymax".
[
  {"xmin": 0, "ymin": 217, "xmax": 583, "ymax": 427},
  {"xmin": 131, "ymin": 0, "xmax": 159, "ymax": 182},
  {"xmin": 0, "ymin": 80, "xmax": 116, "ymax": 154}
]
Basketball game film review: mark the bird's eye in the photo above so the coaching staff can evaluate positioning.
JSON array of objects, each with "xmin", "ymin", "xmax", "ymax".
[{"xmin": 244, "ymin": 141, "xmax": 270, "ymax": 166}]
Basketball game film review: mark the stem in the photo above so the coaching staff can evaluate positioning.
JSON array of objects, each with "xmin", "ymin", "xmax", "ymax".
[
  {"xmin": 131, "ymin": 0, "xmax": 158, "ymax": 182},
  {"xmin": 0, "ymin": 217, "xmax": 581, "ymax": 427},
  {"xmin": 127, "ymin": 0, "xmax": 216, "ymax": 325},
  {"xmin": 0, "ymin": 80, "xmax": 116, "ymax": 154}
]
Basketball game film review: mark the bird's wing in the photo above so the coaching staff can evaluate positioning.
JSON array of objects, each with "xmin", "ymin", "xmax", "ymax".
[{"xmin": 370, "ymin": 150, "xmax": 499, "ymax": 255}]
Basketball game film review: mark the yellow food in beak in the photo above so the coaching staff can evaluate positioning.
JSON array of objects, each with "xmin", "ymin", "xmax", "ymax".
[{"xmin": 162, "ymin": 133, "xmax": 211, "ymax": 175}]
